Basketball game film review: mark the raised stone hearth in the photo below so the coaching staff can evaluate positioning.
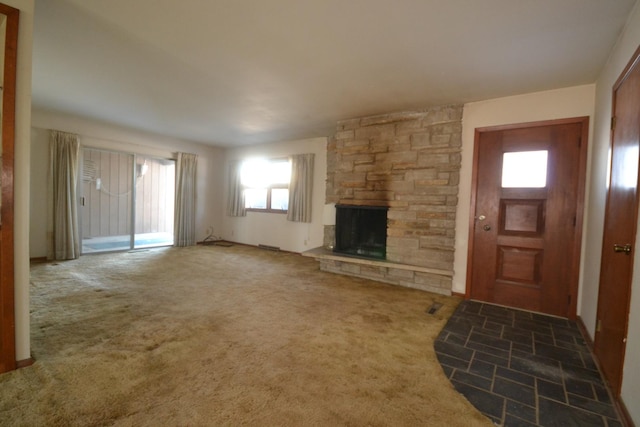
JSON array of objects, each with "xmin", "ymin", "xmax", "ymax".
[
  {"xmin": 302, "ymin": 247, "xmax": 453, "ymax": 294},
  {"xmin": 310, "ymin": 105, "xmax": 462, "ymax": 295}
]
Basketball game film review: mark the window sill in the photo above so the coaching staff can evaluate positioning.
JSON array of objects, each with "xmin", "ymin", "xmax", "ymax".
[{"xmin": 246, "ymin": 208, "xmax": 288, "ymax": 214}]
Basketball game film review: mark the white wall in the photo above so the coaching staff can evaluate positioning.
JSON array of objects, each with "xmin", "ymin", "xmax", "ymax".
[
  {"xmin": 587, "ymin": 2, "xmax": 640, "ymax": 421},
  {"xmin": 454, "ymin": 85, "xmax": 596, "ymax": 297},
  {"xmin": 222, "ymin": 137, "xmax": 327, "ymax": 253},
  {"xmin": 30, "ymin": 109, "xmax": 226, "ymax": 258},
  {"xmin": 8, "ymin": 0, "xmax": 34, "ymax": 363}
]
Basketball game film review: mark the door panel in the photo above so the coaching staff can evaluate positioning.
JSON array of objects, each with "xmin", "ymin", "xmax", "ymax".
[
  {"xmin": 501, "ymin": 199, "xmax": 545, "ymax": 234},
  {"xmin": 81, "ymin": 148, "xmax": 134, "ymax": 253},
  {"xmin": 468, "ymin": 119, "xmax": 587, "ymax": 318},
  {"xmin": 594, "ymin": 48, "xmax": 640, "ymax": 395}
]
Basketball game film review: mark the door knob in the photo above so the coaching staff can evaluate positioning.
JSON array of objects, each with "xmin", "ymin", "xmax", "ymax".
[
  {"xmin": 483, "ymin": 225, "xmax": 491, "ymax": 231},
  {"xmin": 613, "ymin": 244, "xmax": 632, "ymax": 254}
]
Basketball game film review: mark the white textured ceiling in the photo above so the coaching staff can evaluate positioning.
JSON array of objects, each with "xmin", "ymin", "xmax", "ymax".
[{"xmin": 32, "ymin": 0, "xmax": 637, "ymax": 147}]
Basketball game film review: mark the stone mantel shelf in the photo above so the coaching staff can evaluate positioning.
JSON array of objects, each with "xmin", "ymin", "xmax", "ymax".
[{"xmin": 302, "ymin": 247, "xmax": 453, "ymax": 278}]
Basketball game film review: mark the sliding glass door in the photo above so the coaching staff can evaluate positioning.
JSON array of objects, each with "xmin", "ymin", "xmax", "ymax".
[
  {"xmin": 80, "ymin": 148, "xmax": 175, "ymax": 254},
  {"xmin": 134, "ymin": 156, "xmax": 175, "ymax": 248},
  {"xmin": 81, "ymin": 149, "xmax": 134, "ymax": 253}
]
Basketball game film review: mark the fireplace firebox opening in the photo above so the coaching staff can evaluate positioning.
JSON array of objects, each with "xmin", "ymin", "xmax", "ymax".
[{"xmin": 334, "ymin": 205, "xmax": 388, "ymax": 260}]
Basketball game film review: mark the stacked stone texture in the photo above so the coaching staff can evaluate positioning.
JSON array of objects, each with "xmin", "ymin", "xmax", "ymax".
[{"xmin": 323, "ymin": 105, "xmax": 462, "ymax": 294}]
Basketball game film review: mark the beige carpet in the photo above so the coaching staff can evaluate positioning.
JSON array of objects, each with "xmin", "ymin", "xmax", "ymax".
[{"xmin": 1, "ymin": 244, "xmax": 491, "ymax": 426}]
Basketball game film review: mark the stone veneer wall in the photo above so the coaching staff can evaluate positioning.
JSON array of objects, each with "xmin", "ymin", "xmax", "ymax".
[{"xmin": 322, "ymin": 105, "xmax": 463, "ymax": 294}]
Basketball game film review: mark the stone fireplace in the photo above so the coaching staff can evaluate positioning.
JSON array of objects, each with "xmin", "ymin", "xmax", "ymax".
[{"xmin": 305, "ymin": 105, "xmax": 462, "ymax": 295}]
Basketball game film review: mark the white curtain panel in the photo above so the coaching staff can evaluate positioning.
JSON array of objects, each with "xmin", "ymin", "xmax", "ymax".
[
  {"xmin": 174, "ymin": 152, "xmax": 198, "ymax": 247},
  {"xmin": 287, "ymin": 153, "xmax": 314, "ymax": 223},
  {"xmin": 226, "ymin": 160, "xmax": 246, "ymax": 217},
  {"xmin": 47, "ymin": 130, "xmax": 81, "ymax": 260}
]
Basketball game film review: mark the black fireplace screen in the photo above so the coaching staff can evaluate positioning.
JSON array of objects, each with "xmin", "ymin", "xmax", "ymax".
[{"xmin": 334, "ymin": 205, "xmax": 388, "ymax": 260}]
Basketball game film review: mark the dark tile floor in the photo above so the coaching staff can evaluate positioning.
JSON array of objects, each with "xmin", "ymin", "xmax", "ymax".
[{"xmin": 435, "ymin": 300, "xmax": 622, "ymax": 427}]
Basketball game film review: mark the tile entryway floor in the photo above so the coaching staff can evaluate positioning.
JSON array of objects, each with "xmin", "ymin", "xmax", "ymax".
[{"xmin": 435, "ymin": 300, "xmax": 622, "ymax": 426}]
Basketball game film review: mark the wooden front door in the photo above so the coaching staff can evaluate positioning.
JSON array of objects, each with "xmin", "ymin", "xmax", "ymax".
[
  {"xmin": 594, "ymin": 47, "xmax": 640, "ymax": 396},
  {"xmin": 467, "ymin": 118, "xmax": 588, "ymax": 318}
]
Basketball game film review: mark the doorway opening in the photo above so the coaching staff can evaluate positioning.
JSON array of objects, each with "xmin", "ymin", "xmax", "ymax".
[{"xmin": 80, "ymin": 148, "xmax": 175, "ymax": 253}]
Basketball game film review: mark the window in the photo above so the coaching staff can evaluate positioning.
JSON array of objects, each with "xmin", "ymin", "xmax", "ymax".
[
  {"xmin": 501, "ymin": 150, "xmax": 548, "ymax": 188},
  {"xmin": 241, "ymin": 158, "xmax": 291, "ymax": 212}
]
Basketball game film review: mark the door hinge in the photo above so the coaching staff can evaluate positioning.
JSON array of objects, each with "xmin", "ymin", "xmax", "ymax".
[
  {"xmin": 611, "ymin": 116, "xmax": 616, "ymax": 131},
  {"xmin": 573, "ymin": 216, "xmax": 576, "ymax": 227},
  {"xmin": 596, "ymin": 319, "xmax": 602, "ymax": 332}
]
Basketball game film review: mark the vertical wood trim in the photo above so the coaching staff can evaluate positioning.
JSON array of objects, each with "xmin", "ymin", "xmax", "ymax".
[
  {"xmin": 568, "ymin": 117, "xmax": 590, "ymax": 319},
  {"xmin": 0, "ymin": 4, "xmax": 19, "ymax": 373},
  {"xmin": 465, "ymin": 128, "xmax": 483, "ymax": 300}
]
